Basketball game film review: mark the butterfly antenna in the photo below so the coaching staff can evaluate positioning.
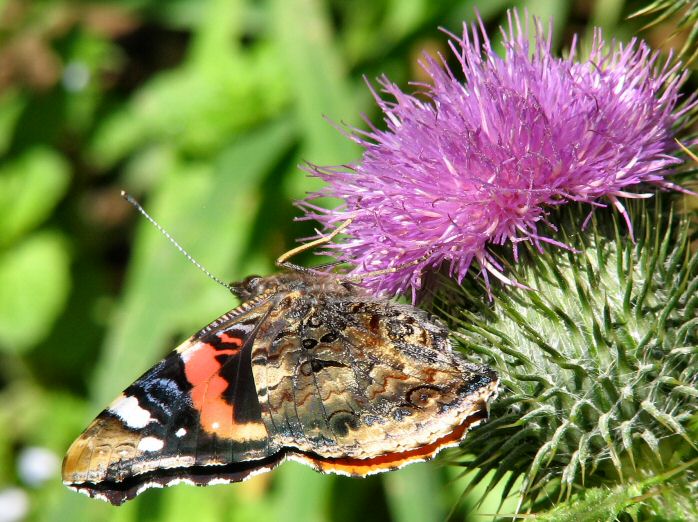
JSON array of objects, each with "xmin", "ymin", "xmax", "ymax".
[{"xmin": 121, "ymin": 191, "xmax": 234, "ymax": 291}]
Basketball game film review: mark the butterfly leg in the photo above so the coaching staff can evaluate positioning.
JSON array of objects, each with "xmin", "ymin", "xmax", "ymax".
[{"xmin": 276, "ymin": 218, "xmax": 353, "ymax": 272}]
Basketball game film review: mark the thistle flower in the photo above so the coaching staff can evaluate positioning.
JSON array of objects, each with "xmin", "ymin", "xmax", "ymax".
[{"xmin": 300, "ymin": 11, "xmax": 693, "ymax": 299}]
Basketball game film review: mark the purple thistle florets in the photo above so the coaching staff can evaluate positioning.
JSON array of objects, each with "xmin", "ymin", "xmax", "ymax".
[{"xmin": 299, "ymin": 11, "xmax": 694, "ymax": 300}]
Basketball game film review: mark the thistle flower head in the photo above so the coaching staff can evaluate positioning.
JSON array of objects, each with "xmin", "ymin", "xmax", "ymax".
[{"xmin": 300, "ymin": 11, "xmax": 693, "ymax": 299}]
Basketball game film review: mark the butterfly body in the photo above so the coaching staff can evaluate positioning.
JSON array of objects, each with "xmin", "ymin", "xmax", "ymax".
[{"xmin": 63, "ymin": 272, "xmax": 497, "ymax": 505}]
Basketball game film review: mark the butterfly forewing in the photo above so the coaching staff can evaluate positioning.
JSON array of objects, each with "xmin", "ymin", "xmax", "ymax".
[{"xmin": 62, "ymin": 300, "xmax": 279, "ymax": 504}]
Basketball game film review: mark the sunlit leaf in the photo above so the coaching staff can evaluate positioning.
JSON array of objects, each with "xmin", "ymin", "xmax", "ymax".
[
  {"xmin": 0, "ymin": 232, "xmax": 70, "ymax": 353},
  {"xmin": 0, "ymin": 147, "xmax": 70, "ymax": 247},
  {"xmin": 0, "ymin": 89, "xmax": 26, "ymax": 156}
]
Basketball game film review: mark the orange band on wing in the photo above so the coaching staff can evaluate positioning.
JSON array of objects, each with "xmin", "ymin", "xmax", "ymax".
[
  {"xmin": 219, "ymin": 333, "xmax": 244, "ymax": 346},
  {"xmin": 305, "ymin": 409, "xmax": 487, "ymax": 476},
  {"xmin": 184, "ymin": 341, "xmax": 240, "ymax": 438}
]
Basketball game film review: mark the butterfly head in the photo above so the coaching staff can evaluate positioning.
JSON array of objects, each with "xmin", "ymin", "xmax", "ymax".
[
  {"xmin": 230, "ymin": 272, "xmax": 355, "ymax": 302},
  {"xmin": 229, "ymin": 273, "xmax": 310, "ymax": 301},
  {"xmin": 229, "ymin": 275, "xmax": 267, "ymax": 301}
]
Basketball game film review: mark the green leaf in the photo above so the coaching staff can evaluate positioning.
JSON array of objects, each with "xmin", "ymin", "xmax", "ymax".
[
  {"xmin": 271, "ymin": 0, "xmax": 360, "ymax": 201},
  {"xmin": 89, "ymin": 54, "xmax": 289, "ymax": 165},
  {"xmin": 0, "ymin": 89, "xmax": 26, "ymax": 156},
  {"xmin": 0, "ymin": 231, "xmax": 71, "ymax": 353},
  {"xmin": 88, "ymin": 3, "xmax": 289, "ymax": 167},
  {"xmin": 0, "ymin": 147, "xmax": 70, "ymax": 247}
]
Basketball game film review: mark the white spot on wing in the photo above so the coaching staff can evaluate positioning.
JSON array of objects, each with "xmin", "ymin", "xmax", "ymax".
[
  {"xmin": 137, "ymin": 437, "xmax": 164, "ymax": 452},
  {"xmin": 206, "ymin": 477, "xmax": 234, "ymax": 486},
  {"xmin": 136, "ymin": 481, "xmax": 164, "ymax": 497},
  {"xmin": 233, "ymin": 322, "xmax": 255, "ymax": 334},
  {"xmin": 109, "ymin": 395, "xmax": 153, "ymax": 429},
  {"xmin": 132, "ymin": 456, "xmax": 194, "ymax": 475},
  {"xmin": 177, "ymin": 339, "xmax": 202, "ymax": 362},
  {"xmin": 175, "ymin": 428, "xmax": 187, "ymax": 438},
  {"xmin": 166, "ymin": 478, "xmax": 195, "ymax": 487}
]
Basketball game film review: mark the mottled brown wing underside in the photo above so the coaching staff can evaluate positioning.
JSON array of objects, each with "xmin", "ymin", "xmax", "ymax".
[{"xmin": 253, "ymin": 295, "xmax": 497, "ymax": 466}]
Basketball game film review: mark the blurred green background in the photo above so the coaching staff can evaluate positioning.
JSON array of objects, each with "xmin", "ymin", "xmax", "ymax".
[{"xmin": 0, "ymin": 0, "xmax": 691, "ymax": 521}]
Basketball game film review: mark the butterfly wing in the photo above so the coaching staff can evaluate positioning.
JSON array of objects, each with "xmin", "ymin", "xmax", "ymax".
[
  {"xmin": 62, "ymin": 300, "xmax": 281, "ymax": 505},
  {"xmin": 252, "ymin": 295, "xmax": 498, "ymax": 476}
]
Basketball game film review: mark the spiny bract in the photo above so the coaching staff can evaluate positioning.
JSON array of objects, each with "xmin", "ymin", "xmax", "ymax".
[{"xmin": 443, "ymin": 204, "xmax": 698, "ymax": 519}]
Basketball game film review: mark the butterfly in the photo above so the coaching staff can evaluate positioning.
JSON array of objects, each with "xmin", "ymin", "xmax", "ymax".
[{"xmin": 62, "ymin": 197, "xmax": 499, "ymax": 505}]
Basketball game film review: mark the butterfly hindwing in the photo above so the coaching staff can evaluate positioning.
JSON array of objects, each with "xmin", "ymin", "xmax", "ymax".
[{"xmin": 252, "ymin": 294, "xmax": 497, "ymax": 475}]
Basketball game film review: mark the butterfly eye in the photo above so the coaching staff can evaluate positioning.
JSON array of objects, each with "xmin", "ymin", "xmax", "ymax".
[
  {"xmin": 230, "ymin": 275, "xmax": 263, "ymax": 299},
  {"xmin": 242, "ymin": 275, "xmax": 262, "ymax": 288},
  {"xmin": 241, "ymin": 275, "xmax": 264, "ymax": 296}
]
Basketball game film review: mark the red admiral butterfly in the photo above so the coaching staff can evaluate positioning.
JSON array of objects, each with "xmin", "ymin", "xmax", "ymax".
[{"xmin": 62, "ymin": 194, "xmax": 498, "ymax": 505}]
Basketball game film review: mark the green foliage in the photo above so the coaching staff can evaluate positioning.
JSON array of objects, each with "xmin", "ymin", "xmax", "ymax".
[
  {"xmin": 0, "ymin": 231, "xmax": 70, "ymax": 352},
  {"xmin": 0, "ymin": 146, "xmax": 71, "ymax": 352},
  {"xmin": 1, "ymin": 1, "xmax": 695, "ymax": 521},
  {"xmin": 445, "ymin": 203, "xmax": 698, "ymax": 519}
]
